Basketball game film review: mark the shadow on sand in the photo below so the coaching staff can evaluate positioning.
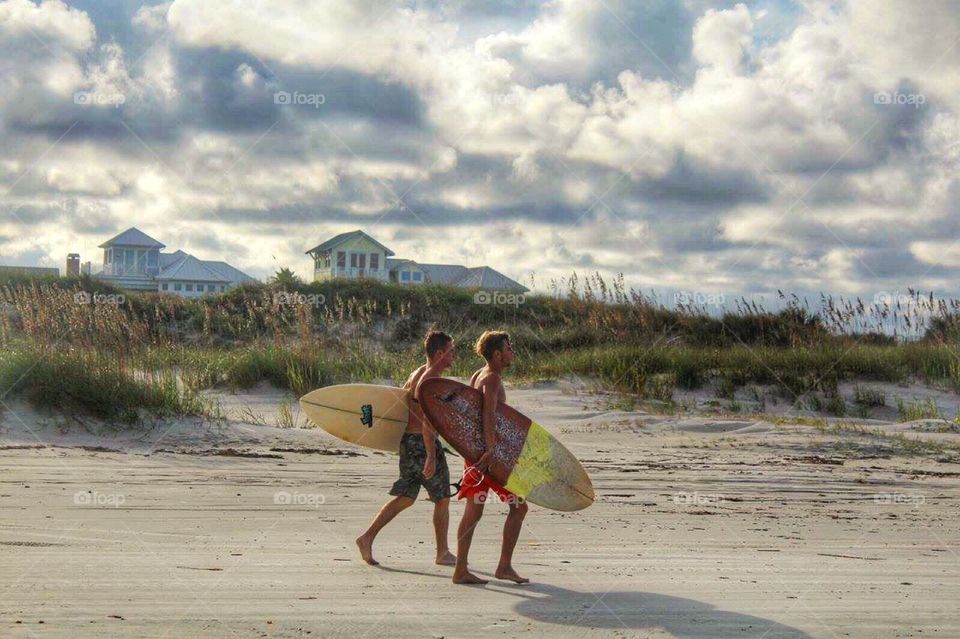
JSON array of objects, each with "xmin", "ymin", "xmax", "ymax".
[
  {"xmin": 503, "ymin": 583, "xmax": 815, "ymax": 638},
  {"xmin": 365, "ymin": 564, "xmax": 814, "ymax": 637}
]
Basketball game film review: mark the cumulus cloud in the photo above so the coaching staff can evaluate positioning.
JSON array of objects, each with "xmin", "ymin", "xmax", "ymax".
[{"xmin": 2, "ymin": 0, "xmax": 960, "ymax": 297}]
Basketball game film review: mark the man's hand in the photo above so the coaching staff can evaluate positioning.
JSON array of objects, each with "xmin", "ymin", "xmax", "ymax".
[
  {"xmin": 422, "ymin": 456, "xmax": 436, "ymax": 480},
  {"xmin": 474, "ymin": 449, "xmax": 494, "ymax": 472}
]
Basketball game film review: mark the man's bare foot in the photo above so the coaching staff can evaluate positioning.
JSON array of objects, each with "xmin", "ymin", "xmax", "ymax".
[
  {"xmin": 495, "ymin": 566, "xmax": 530, "ymax": 584},
  {"xmin": 452, "ymin": 569, "xmax": 488, "ymax": 585},
  {"xmin": 435, "ymin": 551, "xmax": 456, "ymax": 566},
  {"xmin": 355, "ymin": 536, "xmax": 379, "ymax": 565}
]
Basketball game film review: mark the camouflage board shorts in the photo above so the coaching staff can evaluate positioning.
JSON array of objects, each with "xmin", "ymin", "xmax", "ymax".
[{"xmin": 390, "ymin": 433, "xmax": 451, "ymax": 503}]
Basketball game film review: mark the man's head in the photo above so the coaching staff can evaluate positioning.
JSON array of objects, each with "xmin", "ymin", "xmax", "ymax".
[
  {"xmin": 474, "ymin": 330, "xmax": 513, "ymax": 369},
  {"xmin": 424, "ymin": 330, "xmax": 455, "ymax": 369}
]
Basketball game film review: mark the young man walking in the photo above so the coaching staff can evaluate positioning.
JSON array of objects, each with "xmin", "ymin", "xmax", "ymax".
[
  {"xmin": 356, "ymin": 331, "xmax": 457, "ymax": 566},
  {"xmin": 451, "ymin": 330, "xmax": 529, "ymax": 585}
]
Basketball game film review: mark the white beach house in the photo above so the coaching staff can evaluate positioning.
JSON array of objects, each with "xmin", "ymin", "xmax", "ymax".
[
  {"xmin": 305, "ymin": 230, "xmax": 528, "ymax": 292},
  {"xmin": 83, "ymin": 227, "xmax": 256, "ymax": 297}
]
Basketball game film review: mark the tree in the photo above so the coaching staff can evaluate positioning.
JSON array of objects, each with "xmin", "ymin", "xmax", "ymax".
[{"xmin": 269, "ymin": 267, "xmax": 303, "ymax": 288}]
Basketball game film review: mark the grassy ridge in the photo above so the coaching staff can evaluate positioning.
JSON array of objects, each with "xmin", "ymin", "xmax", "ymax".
[{"xmin": 4, "ymin": 273, "xmax": 960, "ymax": 423}]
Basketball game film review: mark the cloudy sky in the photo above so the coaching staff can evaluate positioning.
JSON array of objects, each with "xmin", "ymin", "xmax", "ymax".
[{"xmin": 1, "ymin": 0, "xmax": 959, "ymax": 300}]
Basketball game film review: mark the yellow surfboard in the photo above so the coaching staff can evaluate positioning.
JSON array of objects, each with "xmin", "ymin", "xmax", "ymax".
[
  {"xmin": 419, "ymin": 378, "xmax": 594, "ymax": 511},
  {"xmin": 299, "ymin": 384, "xmax": 410, "ymax": 452}
]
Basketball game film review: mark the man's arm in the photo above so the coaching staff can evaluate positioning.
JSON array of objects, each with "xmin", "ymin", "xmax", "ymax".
[
  {"xmin": 414, "ymin": 371, "xmax": 438, "ymax": 478},
  {"xmin": 475, "ymin": 375, "xmax": 499, "ymax": 470}
]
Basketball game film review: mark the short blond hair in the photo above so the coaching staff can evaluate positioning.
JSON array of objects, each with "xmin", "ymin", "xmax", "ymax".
[{"xmin": 474, "ymin": 330, "xmax": 510, "ymax": 361}]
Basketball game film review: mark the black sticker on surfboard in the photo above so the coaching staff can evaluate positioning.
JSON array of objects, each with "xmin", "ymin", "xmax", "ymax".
[{"xmin": 360, "ymin": 404, "xmax": 373, "ymax": 427}]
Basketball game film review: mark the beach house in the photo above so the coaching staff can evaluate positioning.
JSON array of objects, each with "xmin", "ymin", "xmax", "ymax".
[
  {"xmin": 305, "ymin": 230, "xmax": 528, "ymax": 292},
  {"xmin": 80, "ymin": 227, "xmax": 256, "ymax": 297}
]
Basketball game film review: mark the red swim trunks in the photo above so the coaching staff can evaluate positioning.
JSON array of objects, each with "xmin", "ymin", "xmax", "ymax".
[{"xmin": 456, "ymin": 463, "xmax": 515, "ymax": 503}]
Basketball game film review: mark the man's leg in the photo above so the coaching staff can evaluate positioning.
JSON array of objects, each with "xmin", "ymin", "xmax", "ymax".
[
  {"xmin": 453, "ymin": 497, "xmax": 488, "ymax": 584},
  {"xmin": 356, "ymin": 495, "xmax": 415, "ymax": 565},
  {"xmin": 433, "ymin": 498, "xmax": 456, "ymax": 565},
  {"xmin": 495, "ymin": 500, "xmax": 530, "ymax": 583}
]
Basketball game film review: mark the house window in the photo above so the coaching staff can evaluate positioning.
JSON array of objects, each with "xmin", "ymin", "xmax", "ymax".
[
  {"xmin": 174, "ymin": 283, "xmax": 182, "ymax": 291},
  {"xmin": 358, "ymin": 254, "xmax": 366, "ymax": 269},
  {"xmin": 337, "ymin": 252, "xmax": 345, "ymax": 268},
  {"xmin": 412, "ymin": 272, "xmax": 422, "ymax": 282},
  {"xmin": 369, "ymin": 254, "xmax": 379, "ymax": 270},
  {"xmin": 162, "ymin": 283, "xmax": 168, "ymax": 291},
  {"xmin": 124, "ymin": 248, "xmax": 135, "ymax": 272},
  {"xmin": 185, "ymin": 283, "xmax": 193, "ymax": 292},
  {"xmin": 208, "ymin": 284, "xmax": 216, "ymax": 292},
  {"xmin": 401, "ymin": 271, "xmax": 410, "ymax": 282},
  {"xmin": 350, "ymin": 253, "xmax": 358, "ymax": 268}
]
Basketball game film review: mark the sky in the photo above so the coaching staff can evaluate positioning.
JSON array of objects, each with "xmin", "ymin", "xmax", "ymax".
[{"xmin": 1, "ymin": 0, "xmax": 959, "ymax": 304}]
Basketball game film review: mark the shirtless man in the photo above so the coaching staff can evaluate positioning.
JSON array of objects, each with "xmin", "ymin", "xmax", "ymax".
[
  {"xmin": 451, "ymin": 330, "xmax": 529, "ymax": 585},
  {"xmin": 356, "ymin": 331, "xmax": 457, "ymax": 567}
]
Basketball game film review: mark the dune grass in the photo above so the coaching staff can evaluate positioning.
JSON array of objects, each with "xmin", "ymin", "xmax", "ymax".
[
  {"xmin": 5, "ymin": 272, "xmax": 960, "ymax": 424},
  {"xmin": 0, "ymin": 347, "xmax": 209, "ymax": 424}
]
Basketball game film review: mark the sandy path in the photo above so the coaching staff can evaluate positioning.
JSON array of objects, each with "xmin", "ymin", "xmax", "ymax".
[{"xmin": 1, "ymin": 383, "xmax": 958, "ymax": 638}]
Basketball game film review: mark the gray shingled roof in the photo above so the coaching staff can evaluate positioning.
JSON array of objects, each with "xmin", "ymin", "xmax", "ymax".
[
  {"xmin": 386, "ymin": 259, "xmax": 527, "ymax": 291},
  {"xmin": 418, "ymin": 263, "xmax": 470, "ymax": 285},
  {"xmin": 456, "ymin": 266, "xmax": 528, "ymax": 292},
  {"xmin": 160, "ymin": 250, "xmax": 188, "ymax": 268},
  {"xmin": 202, "ymin": 260, "xmax": 257, "ymax": 284},
  {"xmin": 99, "ymin": 227, "xmax": 165, "ymax": 249},
  {"xmin": 305, "ymin": 230, "xmax": 394, "ymax": 256},
  {"xmin": 156, "ymin": 254, "xmax": 230, "ymax": 282}
]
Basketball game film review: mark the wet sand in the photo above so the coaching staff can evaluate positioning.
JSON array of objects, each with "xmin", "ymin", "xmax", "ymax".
[{"xmin": 1, "ymin": 381, "xmax": 958, "ymax": 638}]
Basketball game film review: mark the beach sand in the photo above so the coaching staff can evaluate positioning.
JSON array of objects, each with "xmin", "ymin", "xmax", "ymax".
[{"xmin": 1, "ymin": 381, "xmax": 958, "ymax": 638}]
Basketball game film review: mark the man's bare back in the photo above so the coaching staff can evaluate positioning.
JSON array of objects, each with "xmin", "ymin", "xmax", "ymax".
[{"xmin": 469, "ymin": 367, "xmax": 505, "ymax": 403}]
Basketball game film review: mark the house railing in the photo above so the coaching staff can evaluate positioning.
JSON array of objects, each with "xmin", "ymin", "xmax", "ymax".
[
  {"xmin": 316, "ymin": 267, "xmax": 387, "ymax": 280},
  {"xmin": 93, "ymin": 264, "xmax": 159, "ymax": 277}
]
